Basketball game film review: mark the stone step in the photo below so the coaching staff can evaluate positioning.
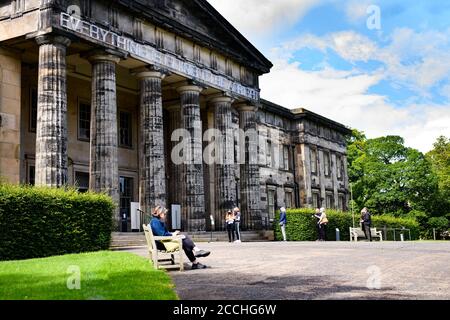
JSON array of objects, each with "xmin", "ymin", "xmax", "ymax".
[{"xmin": 110, "ymin": 231, "xmax": 274, "ymax": 248}]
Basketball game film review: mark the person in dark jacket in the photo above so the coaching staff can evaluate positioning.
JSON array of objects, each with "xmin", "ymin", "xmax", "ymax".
[
  {"xmin": 279, "ymin": 207, "xmax": 287, "ymax": 241},
  {"xmin": 361, "ymin": 207, "xmax": 372, "ymax": 241},
  {"xmin": 150, "ymin": 206, "xmax": 211, "ymax": 270}
]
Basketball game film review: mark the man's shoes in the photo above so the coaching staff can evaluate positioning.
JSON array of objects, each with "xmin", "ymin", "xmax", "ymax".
[
  {"xmin": 192, "ymin": 262, "xmax": 207, "ymax": 270},
  {"xmin": 194, "ymin": 250, "xmax": 211, "ymax": 258},
  {"xmin": 234, "ymin": 240, "xmax": 241, "ymax": 243}
]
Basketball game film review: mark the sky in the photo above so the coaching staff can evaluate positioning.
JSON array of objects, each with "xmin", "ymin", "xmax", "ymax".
[{"xmin": 207, "ymin": 0, "xmax": 450, "ymax": 152}]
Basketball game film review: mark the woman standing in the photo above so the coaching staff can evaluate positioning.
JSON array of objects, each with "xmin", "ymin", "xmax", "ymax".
[
  {"xmin": 233, "ymin": 207, "xmax": 241, "ymax": 243},
  {"xmin": 225, "ymin": 210, "xmax": 235, "ymax": 243},
  {"xmin": 315, "ymin": 207, "xmax": 328, "ymax": 241}
]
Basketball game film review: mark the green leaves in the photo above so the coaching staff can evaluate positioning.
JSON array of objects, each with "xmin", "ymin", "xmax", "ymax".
[{"xmin": 0, "ymin": 184, "xmax": 114, "ymax": 261}]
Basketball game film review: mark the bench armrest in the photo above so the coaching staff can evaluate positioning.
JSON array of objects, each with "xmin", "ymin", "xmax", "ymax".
[{"xmin": 154, "ymin": 236, "xmax": 182, "ymax": 241}]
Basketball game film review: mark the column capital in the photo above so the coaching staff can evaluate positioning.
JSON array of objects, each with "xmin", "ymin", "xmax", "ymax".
[
  {"xmin": 84, "ymin": 50, "xmax": 121, "ymax": 64},
  {"xmin": 132, "ymin": 66, "xmax": 167, "ymax": 79},
  {"xmin": 208, "ymin": 94, "xmax": 234, "ymax": 105},
  {"xmin": 235, "ymin": 103, "xmax": 258, "ymax": 113},
  {"xmin": 175, "ymin": 81, "xmax": 204, "ymax": 94},
  {"xmin": 165, "ymin": 102, "xmax": 181, "ymax": 112},
  {"xmin": 35, "ymin": 34, "xmax": 71, "ymax": 48}
]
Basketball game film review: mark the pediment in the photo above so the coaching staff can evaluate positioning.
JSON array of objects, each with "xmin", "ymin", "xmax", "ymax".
[{"xmin": 125, "ymin": 0, "xmax": 273, "ymax": 74}]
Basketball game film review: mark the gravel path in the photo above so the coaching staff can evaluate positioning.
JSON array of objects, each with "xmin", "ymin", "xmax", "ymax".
[{"xmin": 126, "ymin": 241, "xmax": 450, "ymax": 300}]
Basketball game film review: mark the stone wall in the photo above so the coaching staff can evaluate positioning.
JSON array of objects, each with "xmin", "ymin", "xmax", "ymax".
[{"xmin": 0, "ymin": 49, "xmax": 21, "ymax": 184}]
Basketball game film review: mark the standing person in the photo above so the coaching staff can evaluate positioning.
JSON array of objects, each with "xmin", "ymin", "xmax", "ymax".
[
  {"xmin": 225, "ymin": 210, "xmax": 235, "ymax": 243},
  {"xmin": 150, "ymin": 206, "xmax": 210, "ymax": 270},
  {"xmin": 233, "ymin": 207, "xmax": 241, "ymax": 243},
  {"xmin": 317, "ymin": 207, "xmax": 328, "ymax": 241},
  {"xmin": 361, "ymin": 207, "xmax": 372, "ymax": 242},
  {"xmin": 313, "ymin": 208, "xmax": 321, "ymax": 241},
  {"xmin": 279, "ymin": 207, "xmax": 287, "ymax": 241}
]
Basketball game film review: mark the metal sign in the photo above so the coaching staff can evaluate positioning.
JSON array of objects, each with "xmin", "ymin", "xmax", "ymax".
[{"xmin": 60, "ymin": 13, "xmax": 260, "ymax": 101}]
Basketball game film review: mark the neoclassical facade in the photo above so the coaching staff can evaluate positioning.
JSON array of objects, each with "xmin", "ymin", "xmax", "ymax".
[{"xmin": 0, "ymin": 0, "xmax": 351, "ymax": 232}]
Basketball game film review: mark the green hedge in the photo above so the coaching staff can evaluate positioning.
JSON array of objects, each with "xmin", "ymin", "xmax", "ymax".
[
  {"xmin": 0, "ymin": 184, "xmax": 115, "ymax": 261},
  {"xmin": 274, "ymin": 208, "xmax": 420, "ymax": 241}
]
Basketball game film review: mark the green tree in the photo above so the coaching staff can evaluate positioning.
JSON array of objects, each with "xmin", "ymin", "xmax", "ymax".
[
  {"xmin": 347, "ymin": 134, "xmax": 439, "ymax": 216},
  {"xmin": 426, "ymin": 136, "xmax": 450, "ymax": 215}
]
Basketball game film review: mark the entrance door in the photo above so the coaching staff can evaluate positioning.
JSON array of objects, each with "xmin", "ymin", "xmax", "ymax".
[{"xmin": 119, "ymin": 176, "xmax": 133, "ymax": 232}]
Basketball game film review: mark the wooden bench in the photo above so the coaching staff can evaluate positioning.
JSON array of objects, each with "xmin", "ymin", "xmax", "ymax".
[
  {"xmin": 350, "ymin": 227, "xmax": 383, "ymax": 242},
  {"xmin": 143, "ymin": 224, "xmax": 184, "ymax": 271}
]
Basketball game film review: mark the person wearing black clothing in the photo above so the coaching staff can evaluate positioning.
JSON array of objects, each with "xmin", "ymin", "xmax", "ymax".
[
  {"xmin": 361, "ymin": 207, "xmax": 372, "ymax": 242},
  {"xmin": 225, "ymin": 210, "xmax": 235, "ymax": 242}
]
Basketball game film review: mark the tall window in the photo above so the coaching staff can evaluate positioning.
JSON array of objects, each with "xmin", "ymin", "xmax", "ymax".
[
  {"xmin": 29, "ymin": 88, "xmax": 37, "ymax": 132},
  {"xmin": 283, "ymin": 145, "xmax": 290, "ymax": 170},
  {"xmin": 310, "ymin": 148, "xmax": 317, "ymax": 174},
  {"xmin": 78, "ymin": 102, "xmax": 91, "ymax": 141},
  {"xmin": 326, "ymin": 192, "xmax": 334, "ymax": 209},
  {"xmin": 267, "ymin": 189, "xmax": 276, "ymax": 220},
  {"xmin": 324, "ymin": 151, "xmax": 331, "ymax": 177},
  {"xmin": 312, "ymin": 191, "xmax": 320, "ymax": 209},
  {"xmin": 338, "ymin": 194, "xmax": 346, "ymax": 211},
  {"xmin": 337, "ymin": 156, "xmax": 342, "ymax": 179},
  {"xmin": 266, "ymin": 140, "xmax": 272, "ymax": 167},
  {"xmin": 75, "ymin": 171, "xmax": 89, "ymax": 193},
  {"xmin": 119, "ymin": 111, "xmax": 132, "ymax": 148},
  {"xmin": 285, "ymin": 190, "xmax": 293, "ymax": 208}
]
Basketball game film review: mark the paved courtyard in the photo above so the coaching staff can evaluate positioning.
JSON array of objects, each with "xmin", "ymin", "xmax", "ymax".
[{"xmin": 127, "ymin": 242, "xmax": 450, "ymax": 300}]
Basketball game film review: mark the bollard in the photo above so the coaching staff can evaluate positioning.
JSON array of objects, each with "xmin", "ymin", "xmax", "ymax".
[{"xmin": 336, "ymin": 228, "xmax": 340, "ymax": 241}]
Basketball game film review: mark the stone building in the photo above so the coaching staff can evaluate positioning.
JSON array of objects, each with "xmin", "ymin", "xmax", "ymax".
[{"xmin": 0, "ymin": 0, "xmax": 351, "ymax": 232}]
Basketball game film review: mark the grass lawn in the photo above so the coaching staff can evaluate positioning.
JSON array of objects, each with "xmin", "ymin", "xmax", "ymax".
[{"xmin": 0, "ymin": 251, "xmax": 178, "ymax": 300}]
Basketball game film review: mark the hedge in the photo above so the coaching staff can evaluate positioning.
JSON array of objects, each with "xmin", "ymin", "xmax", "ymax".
[
  {"xmin": 274, "ymin": 208, "xmax": 420, "ymax": 241},
  {"xmin": 0, "ymin": 184, "xmax": 115, "ymax": 261}
]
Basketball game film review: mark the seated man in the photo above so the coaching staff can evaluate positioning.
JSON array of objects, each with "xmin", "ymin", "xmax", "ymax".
[{"xmin": 150, "ymin": 206, "xmax": 211, "ymax": 270}]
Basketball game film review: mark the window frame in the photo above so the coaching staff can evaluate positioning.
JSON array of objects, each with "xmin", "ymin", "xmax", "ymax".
[
  {"xmin": 118, "ymin": 110, "xmax": 133, "ymax": 149},
  {"xmin": 77, "ymin": 99, "xmax": 91, "ymax": 142}
]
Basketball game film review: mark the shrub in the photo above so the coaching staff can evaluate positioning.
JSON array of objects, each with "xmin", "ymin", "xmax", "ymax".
[
  {"xmin": 274, "ymin": 208, "xmax": 420, "ymax": 241},
  {"xmin": 0, "ymin": 184, "xmax": 115, "ymax": 261}
]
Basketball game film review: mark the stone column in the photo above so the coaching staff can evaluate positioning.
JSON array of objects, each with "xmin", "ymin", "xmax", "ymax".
[
  {"xmin": 35, "ymin": 35, "xmax": 71, "ymax": 187},
  {"xmin": 177, "ymin": 85, "xmax": 206, "ymax": 232},
  {"xmin": 87, "ymin": 52, "xmax": 120, "ymax": 226},
  {"xmin": 237, "ymin": 104, "xmax": 262, "ymax": 230},
  {"xmin": 166, "ymin": 104, "xmax": 185, "ymax": 225},
  {"xmin": 210, "ymin": 96, "xmax": 236, "ymax": 215},
  {"xmin": 136, "ymin": 69, "xmax": 167, "ymax": 214}
]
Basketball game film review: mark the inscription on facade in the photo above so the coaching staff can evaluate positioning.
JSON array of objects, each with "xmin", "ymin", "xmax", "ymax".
[{"xmin": 60, "ymin": 13, "xmax": 259, "ymax": 101}]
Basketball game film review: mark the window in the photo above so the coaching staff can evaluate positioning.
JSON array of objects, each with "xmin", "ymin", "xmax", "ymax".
[
  {"xmin": 266, "ymin": 140, "xmax": 272, "ymax": 167},
  {"xmin": 210, "ymin": 53, "xmax": 218, "ymax": 70},
  {"xmin": 156, "ymin": 29, "xmax": 164, "ymax": 49},
  {"xmin": 30, "ymin": 87, "xmax": 37, "ymax": 132},
  {"xmin": 78, "ymin": 102, "xmax": 91, "ymax": 141},
  {"xmin": 326, "ymin": 193, "xmax": 334, "ymax": 209},
  {"xmin": 28, "ymin": 165, "xmax": 35, "ymax": 186},
  {"xmin": 175, "ymin": 37, "xmax": 183, "ymax": 56},
  {"xmin": 75, "ymin": 171, "xmax": 89, "ymax": 193},
  {"xmin": 119, "ymin": 111, "xmax": 132, "ymax": 148},
  {"xmin": 283, "ymin": 145, "xmax": 290, "ymax": 170},
  {"xmin": 119, "ymin": 176, "xmax": 134, "ymax": 231},
  {"xmin": 338, "ymin": 194, "xmax": 346, "ymax": 211},
  {"xmin": 285, "ymin": 190, "xmax": 293, "ymax": 208},
  {"xmin": 324, "ymin": 151, "xmax": 331, "ymax": 177},
  {"xmin": 310, "ymin": 148, "xmax": 317, "ymax": 174},
  {"xmin": 312, "ymin": 191, "xmax": 320, "ymax": 209},
  {"xmin": 226, "ymin": 60, "xmax": 232, "ymax": 77},
  {"xmin": 337, "ymin": 156, "xmax": 342, "ymax": 179},
  {"xmin": 267, "ymin": 189, "xmax": 276, "ymax": 220}
]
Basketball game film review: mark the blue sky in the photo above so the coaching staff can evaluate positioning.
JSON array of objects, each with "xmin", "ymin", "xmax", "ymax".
[{"xmin": 208, "ymin": 0, "xmax": 450, "ymax": 152}]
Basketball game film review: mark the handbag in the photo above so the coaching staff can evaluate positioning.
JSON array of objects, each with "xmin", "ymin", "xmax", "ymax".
[{"xmin": 320, "ymin": 217, "xmax": 329, "ymax": 224}]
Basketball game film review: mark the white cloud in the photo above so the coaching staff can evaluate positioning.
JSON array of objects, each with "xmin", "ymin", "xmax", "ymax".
[
  {"xmin": 259, "ymin": 58, "xmax": 450, "ymax": 152},
  {"xmin": 345, "ymin": 0, "xmax": 373, "ymax": 22},
  {"xmin": 207, "ymin": 0, "xmax": 321, "ymax": 37}
]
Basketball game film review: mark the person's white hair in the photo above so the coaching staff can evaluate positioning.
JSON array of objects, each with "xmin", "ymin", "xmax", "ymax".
[
  {"xmin": 280, "ymin": 207, "xmax": 286, "ymax": 212},
  {"xmin": 320, "ymin": 207, "xmax": 326, "ymax": 213}
]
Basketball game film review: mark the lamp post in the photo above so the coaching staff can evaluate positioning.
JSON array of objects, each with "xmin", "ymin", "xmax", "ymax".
[{"xmin": 350, "ymin": 183, "xmax": 355, "ymax": 228}]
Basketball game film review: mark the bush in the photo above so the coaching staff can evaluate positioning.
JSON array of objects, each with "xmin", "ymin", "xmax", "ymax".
[
  {"xmin": 0, "ymin": 184, "xmax": 115, "ymax": 261},
  {"xmin": 274, "ymin": 208, "xmax": 420, "ymax": 241}
]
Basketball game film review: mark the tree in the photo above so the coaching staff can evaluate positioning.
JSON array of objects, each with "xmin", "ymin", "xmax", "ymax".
[
  {"xmin": 426, "ymin": 136, "xmax": 450, "ymax": 215},
  {"xmin": 347, "ymin": 134, "xmax": 439, "ymax": 216}
]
